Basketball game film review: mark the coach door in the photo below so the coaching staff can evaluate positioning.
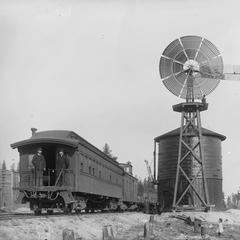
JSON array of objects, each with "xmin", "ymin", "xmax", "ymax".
[{"xmin": 42, "ymin": 146, "xmax": 56, "ymax": 186}]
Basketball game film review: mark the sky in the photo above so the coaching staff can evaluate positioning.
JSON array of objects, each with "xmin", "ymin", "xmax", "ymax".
[{"xmin": 1, "ymin": 0, "xmax": 240, "ymax": 197}]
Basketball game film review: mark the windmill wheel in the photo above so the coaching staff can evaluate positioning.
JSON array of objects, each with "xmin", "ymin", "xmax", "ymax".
[{"xmin": 159, "ymin": 35, "xmax": 224, "ymax": 100}]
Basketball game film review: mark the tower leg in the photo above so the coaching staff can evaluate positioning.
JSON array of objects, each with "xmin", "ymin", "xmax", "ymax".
[
  {"xmin": 172, "ymin": 111, "xmax": 184, "ymax": 209},
  {"xmin": 196, "ymin": 110, "xmax": 210, "ymax": 207}
]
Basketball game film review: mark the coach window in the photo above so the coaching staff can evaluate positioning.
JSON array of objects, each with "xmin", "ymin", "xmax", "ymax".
[
  {"xmin": 99, "ymin": 170, "xmax": 101, "ymax": 178},
  {"xmin": 80, "ymin": 163, "xmax": 84, "ymax": 172},
  {"xmin": 89, "ymin": 166, "xmax": 91, "ymax": 175},
  {"xmin": 103, "ymin": 165, "xmax": 106, "ymax": 180},
  {"xmin": 92, "ymin": 168, "xmax": 95, "ymax": 176},
  {"xmin": 110, "ymin": 175, "xmax": 112, "ymax": 182}
]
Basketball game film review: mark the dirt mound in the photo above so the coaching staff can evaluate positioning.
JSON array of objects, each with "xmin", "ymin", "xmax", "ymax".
[{"xmin": 1, "ymin": 211, "xmax": 240, "ymax": 240}]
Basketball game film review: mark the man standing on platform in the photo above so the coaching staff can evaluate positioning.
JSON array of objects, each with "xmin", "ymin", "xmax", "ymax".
[
  {"xmin": 56, "ymin": 149, "xmax": 69, "ymax": 186},
  {"xmin": 202, "ymin": 94, "xmax": 206, "ymax": 105},
  {"xmin": 32, "ymin": 147, "xmax": 46, "ymax": 187}
]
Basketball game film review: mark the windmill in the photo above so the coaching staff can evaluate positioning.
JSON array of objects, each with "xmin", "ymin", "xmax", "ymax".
[{"xmin": 158, "ymin": 35, "xmax": 239, "ymax": 211}]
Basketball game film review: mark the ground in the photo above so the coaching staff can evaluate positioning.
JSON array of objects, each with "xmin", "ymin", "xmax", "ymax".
[{"xmin": 1, "ymin": 208, "xmax": 240, "ymax": 239}]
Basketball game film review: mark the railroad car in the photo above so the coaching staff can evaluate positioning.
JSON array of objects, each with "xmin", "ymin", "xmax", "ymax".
[
  {"xmin": 119, "ymin": 162, "xmax": 138, "ymax": 210},
  {"xmin": 11, "ymin": 129, "xmax": 138, "ymax": 214}
]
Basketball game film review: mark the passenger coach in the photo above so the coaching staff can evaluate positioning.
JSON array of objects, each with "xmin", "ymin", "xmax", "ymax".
[{"xmin": 11, "ymin": 129, "xmax": 138, "ymax": 214}]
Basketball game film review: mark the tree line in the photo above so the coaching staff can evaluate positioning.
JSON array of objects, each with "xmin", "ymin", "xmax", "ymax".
[
  {"xmin": 227, "ymin": 190, "xmax": 240, "ymax": 209},
  {"xmin": 137, "ymin": 177, "xmax": 156, "ymax": 197}
]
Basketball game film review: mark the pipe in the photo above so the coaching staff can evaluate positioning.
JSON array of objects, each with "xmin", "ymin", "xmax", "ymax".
[{"xmin": 153, "ymin": 140, "xmax": 156, "ymax": 182}]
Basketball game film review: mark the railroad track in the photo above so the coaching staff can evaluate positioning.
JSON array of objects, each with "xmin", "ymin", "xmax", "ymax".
[
  {"xmin": 0, "ymin": 210, "xmax": 126, "ymax": 221},
  {"xmin": 0, "ymin": 212, "xmax": 35, "ymax": 221}
]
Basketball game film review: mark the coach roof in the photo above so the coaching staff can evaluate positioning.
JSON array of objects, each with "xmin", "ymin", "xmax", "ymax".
[
  {"xmin": 11, "ymin": 130, "xmax": 120, "ymax": 167},
  {"xmin": 11, "ymin": 130, "xmax": 79, "ymax": 148}
]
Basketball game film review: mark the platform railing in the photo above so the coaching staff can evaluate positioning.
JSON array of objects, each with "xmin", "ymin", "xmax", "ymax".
[{"xmin": 19, "ymin": 169, "xmax": 75, "ymax": 188}]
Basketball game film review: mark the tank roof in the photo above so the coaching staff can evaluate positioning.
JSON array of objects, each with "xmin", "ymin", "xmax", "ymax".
[{"xmin": 154, "ymin": 127, "xmax": 226, "ymax": 142}]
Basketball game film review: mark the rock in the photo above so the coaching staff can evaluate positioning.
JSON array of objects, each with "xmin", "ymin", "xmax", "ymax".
[{"xmin": 166, "ymin": 222, "xmax": 171, "ymax": 227}]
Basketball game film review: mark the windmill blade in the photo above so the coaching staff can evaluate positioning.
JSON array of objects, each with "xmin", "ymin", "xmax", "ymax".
[{"xmin": 162, "ymin": 38, "xmax": 184, "ymax": 60}]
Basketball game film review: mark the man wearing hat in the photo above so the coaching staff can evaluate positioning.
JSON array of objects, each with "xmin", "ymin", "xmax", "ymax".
[
  {"xmin": 56, "ymin": 149, "xmax": 69, "ymax": 186},
  {"xmin": 32, "ymin": 147, "xmax": 46, "ymax": 187}
]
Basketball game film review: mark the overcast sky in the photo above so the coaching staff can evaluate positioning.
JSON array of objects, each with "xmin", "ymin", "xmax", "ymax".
[{"xmin": 1, "ymin": 0, "xmax": 240, "ymax": 196}]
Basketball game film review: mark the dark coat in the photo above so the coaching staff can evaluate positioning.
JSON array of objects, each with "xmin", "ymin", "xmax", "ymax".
[
  {"xmin": 56, "ymin": 154, "xmax": 69, "ymax": 169},
  {"xmin": 32, "ymin": 154, "xmax": 46, "ymax": 171}
]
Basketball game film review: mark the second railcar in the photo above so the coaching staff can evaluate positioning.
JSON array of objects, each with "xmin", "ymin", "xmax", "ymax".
[{"xmin": 119, "ymin": 162, "xmax": 138, "ymax": 210}]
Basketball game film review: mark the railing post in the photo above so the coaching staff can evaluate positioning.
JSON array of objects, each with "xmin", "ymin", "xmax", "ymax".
[
  {"xmin": 64, "ymin": 169, "xmax": 65, "ymax": 186},
  {"xmin": 48, "ymin": 169, "xmax": 50, "ymax": 186},
  {"xmin": 34, "ymin": 170, "xmax": 36, "ymax": 187}
]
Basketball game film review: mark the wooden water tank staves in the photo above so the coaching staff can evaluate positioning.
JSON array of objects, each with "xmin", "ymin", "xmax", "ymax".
[{"xmin": 155, "ymin": 127, "xmax": 226, "ymax": 210}]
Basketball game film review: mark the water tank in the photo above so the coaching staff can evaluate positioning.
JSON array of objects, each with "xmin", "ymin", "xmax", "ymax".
[{"xmin": 155, "ymin": 127, "xmax": 226, "ymax": 210}]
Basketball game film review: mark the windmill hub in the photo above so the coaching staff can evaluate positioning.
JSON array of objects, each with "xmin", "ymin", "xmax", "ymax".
[{"xmin": 183, "ymin": 59, "xmax": 200, "ymax": 73}]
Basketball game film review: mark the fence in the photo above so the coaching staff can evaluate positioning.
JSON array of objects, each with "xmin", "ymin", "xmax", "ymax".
[{"xmin": 19, "ymin": 169, "xmax": 75, "ymax": 188}]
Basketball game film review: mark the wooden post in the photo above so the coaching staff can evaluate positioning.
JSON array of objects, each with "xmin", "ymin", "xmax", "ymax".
[
  {"xmin": 143, "ymin": 221, "xmax": 154, "ymax": 240},
  {"xmin": 149, "ymin": 215, "xmax": 154, "ymax": 223},
  {"xmin": 75, "ymin": 232, "xmax": 82, "ymax": 240},
  {"xmin": 193, "ymin": 218, "xmax": 202, "ymax": 233},
  {"xmin": 62, "ymin": 229, "xmax": 74, "ymax": 240},
  {"xmin": 201, "ymin": 224, "xmax": 206, "ymax": 239},
  {"xmin": 144, "ymin": 202, "xmax": 150, "ymax": 214},
  {"xmin": 102, "ymin": 225, "xmax": 114, "ymax": 240}
]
